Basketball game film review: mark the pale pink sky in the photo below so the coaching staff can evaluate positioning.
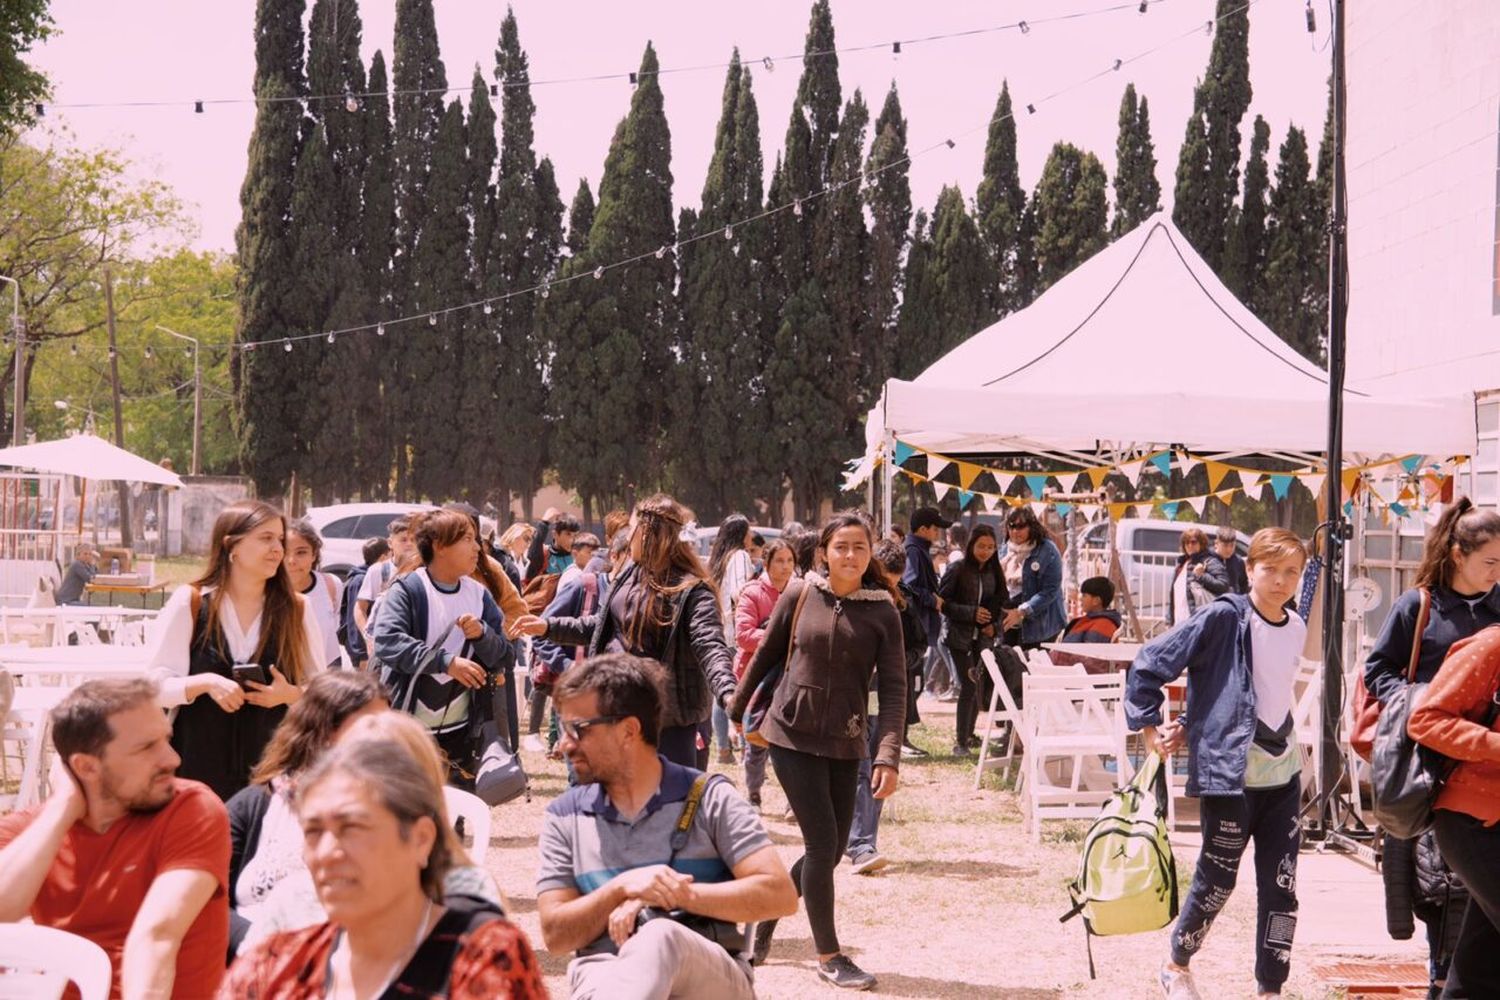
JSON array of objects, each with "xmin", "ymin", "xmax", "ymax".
[{"xmin": 27, "ymin": 1, "xmax": 1330, "ymax": 253}]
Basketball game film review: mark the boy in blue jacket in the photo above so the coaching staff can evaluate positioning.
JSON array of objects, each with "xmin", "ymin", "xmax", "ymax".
[{"xmin": 1126, "ymin": 528, "xmax": 1308, "ymax": 1000}]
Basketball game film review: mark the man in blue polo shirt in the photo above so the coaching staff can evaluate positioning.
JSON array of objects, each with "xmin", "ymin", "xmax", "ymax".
[{"xmin": 537, "ymin": 653, "xmax": 796, "ymax": 1000}]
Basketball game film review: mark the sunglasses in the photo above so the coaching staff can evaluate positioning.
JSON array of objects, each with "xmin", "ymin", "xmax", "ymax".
[
  {"xmin": 558, "ymin": 714, "xmax": 623, "ymax": 741},
  {"xmin": 1006, "ymin": 523, "xmax": 1029, "ymax": 532}
]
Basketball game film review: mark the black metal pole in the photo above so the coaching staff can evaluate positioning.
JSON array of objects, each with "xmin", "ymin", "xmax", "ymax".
[{"xmin": 1318, "ymin": 0, "xmax": 1350, "ymax": 832}]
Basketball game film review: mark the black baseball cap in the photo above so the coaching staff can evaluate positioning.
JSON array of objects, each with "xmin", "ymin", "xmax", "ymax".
[{"xmin": 910, "ymin": 507, "xmax": 953, "ymax": 532}]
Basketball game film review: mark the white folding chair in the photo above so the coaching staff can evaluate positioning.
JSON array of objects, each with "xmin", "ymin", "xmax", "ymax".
[
  {"xmin": 1291, "ymin": 657, "xmax": 1323, "ymax": 802},
  {"xmin": 1019, "ymin": 672, "xmax": 1130, "ymax": 841},
  {"xmin": 2, "ymin": 682, "xmax": 52, "ymax": 813},
  {"xmin": 974, "ymin": 649, "xmax": 1025, "ymax": 789},
  {"xmin": 1024, "ymin": 648, "xmax": 1086, "ymax": 676},
  {"xmin": 443, "ymin": 786, "xmax": 492, "ymax": 868},
  {"xmin": 0, "ymin": 923, "xmax": 113, "ymax": 1000}
]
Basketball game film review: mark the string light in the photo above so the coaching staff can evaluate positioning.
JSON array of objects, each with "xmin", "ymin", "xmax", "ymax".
[
  {"xmin": 199, "ymin": 0, "xmax": 1261, "ymax": 356},
  {"xmin": 344, "ymin": 93, "xmax": 360, "ymax": 112},
  {"xmin": 1139, "ymin": 0, "xmax": 1148, "ymax": 11},
  {"xmin": 282, "ymin": 338, "xmax": 292, "ymax": 352},
  {"xmin": 143, "ymin": 345, "xmax": 153, "ymax": 359},
  {"xmin": 1305, "ymin": 0, "xmax": 1316, "ymax": 33},
  {"xmin": 629, "ymin": 72, "xmax": 638, "ymax": 86},
  {"xmin": 194, "ymin": 100, "xmax": 204, "ymax": 113},
  {"xmin": 723, "ymin": 225, "xmax": 733, "ymax": 240},
  {"xmin": 1114, "ymin": 59, "xmax": 1123, "ymax": 71},
  {"xmin": 69, "ymin": 344, "xmax": 77, "ymax": 356},
  {"xmin": 483, "ymin": 300, "xmax": 493, "ymax": 315},
  {"xmin": 33, "ymin": 103, "xmax": 43, "ymax": 117},
  {"xmin": 891, "ymin": 41, "xmax": 901, "ymax": 57},
  {"xmin": 1018, "ymin": 21, "xmax": 1030, "ymax": 35},
  {"xmin": 489, "ymin": 83, "xmax": 498, "ymax": 97},
  {"xmin": 1204, "ymin": 20, "xmax": 1213, "ymax": 35},
  {"xmin": 762, "ymin": 56, "xmax": 774, "ymax": 72},
  {"xmin": 326, "ymin": 331, "xmax": 336, "ymax": 344}
]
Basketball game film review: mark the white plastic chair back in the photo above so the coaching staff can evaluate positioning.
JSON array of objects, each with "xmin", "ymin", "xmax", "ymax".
[
  {"xmin": 442, "ymin": 785, "xmax": 492, "ymax": 868},
  {"xmin": 974, "ymin": 649, "xmax": 1026, "ymax": 789},
  {"xmin": 0, "ymin": 924, "xmax": 113, "ymax": 1000}
]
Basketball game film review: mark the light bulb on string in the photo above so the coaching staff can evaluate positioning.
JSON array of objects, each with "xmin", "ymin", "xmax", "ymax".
[
  {"xmin": 144, "ymin": 345, "xmax": 153, "ymax": 360},
  {"xmin": 793, "ymin": 199, "xmax": 803, "ymax": 218},
  {"xmin": 327, "ymin": 331, "xmax": 336, "ymax": 344},
  {"xmin": 344, "ymin": 93, "xmax": 360, "ymax": 112},
  {"xmin": 376, "ymin": 322, "xmax": 385, "ymax": 337},
  {"xmin": 593, "ymin": 266, "xmax": 604, "ymax": 280},
  {"xmin": 762, "ymin": 56, "xmax": 774, "ymax": 72},
  {"xmin": 1018, "ymin": 21, "xmax": 1030, "ymax": 35},
  {"xmin": 1305, "ymin": 0, "xmax": 1316, "ymax": 32},
  {"xmin": 282, "ymin": 338, "xmax": 292, "ymax": 352},
  {"xmin": 1138, "ymin": 0, "xmax": 1148, "ymax": 11},
  {"xmin": 891, "ymin": 41, "xmax": 901, "ymax": 59},
  {"xmin": 483, "ymin": 300, "xmax": 493, "ymax": 316},
  {"xmin": 654, "ymin": 245, "xmax": 667, "ymax": 259},
  {"xmin": 723, "ymin": 225, "xmax": 733, "ymax": 241},
  {"xmin": 194, "ymin": 100, "xmax": 204, "ymax": 113},
  {"xmin": 541, "ymin": 282, "xmax": 551, "ymax": 299},
  {"xmin": 1204, "ymin": 20, "xmax": 1213, "ymax": 35},
  {"xmin": 69, "ymin": 344, "xmax": 78, "ymax": 357},
  {"xmin": 108, "ymin": 349, "xmax": 116, "ymax": 360},
  {"xmin": 428, "ymin": 313, "xmax": 438, "ymax": 326}
]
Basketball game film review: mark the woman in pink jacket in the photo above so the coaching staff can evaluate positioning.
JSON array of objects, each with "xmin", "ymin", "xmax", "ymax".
[{"xmin": 734, "ymin": 538, "xmax": 796, "ymax": 808}]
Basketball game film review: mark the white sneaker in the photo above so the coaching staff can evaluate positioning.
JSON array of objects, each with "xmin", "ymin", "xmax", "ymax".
[{"xmin": 1158, "ymin": 962, "xmax": 1201, "ymax": 1000}]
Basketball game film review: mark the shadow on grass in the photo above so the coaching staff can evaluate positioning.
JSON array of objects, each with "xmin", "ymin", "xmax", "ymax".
[
  {"xmin": 897, "ymin": 858, "xmax": 1039, "ymax": 880},
  {"xmin": 869, "ymin": 976, "xmax": 1063, "ymax": 999}
]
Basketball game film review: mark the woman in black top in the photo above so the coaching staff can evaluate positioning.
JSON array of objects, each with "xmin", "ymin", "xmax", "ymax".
[
  {"xmin": 939, "ymin": 525, "xmax": 1010, "ymax": 755},
  {"xmin": 517, "ymin": 494, "xmax": 735, "ymax": 769}
]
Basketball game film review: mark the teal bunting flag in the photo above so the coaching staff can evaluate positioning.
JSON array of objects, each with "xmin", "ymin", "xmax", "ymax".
[
  {"xmin": 958, "ymin": 490, "xmax": 975, "ymax": 510},
  {"xmin": 1400, "ymin": 455, "xmax": 1423, "ymax": 474},
  {"xmin": 893, "ymin": 441, "xmax": 916, "ymax": 466},
  {"xmin": 1343, "ymin": 499, "xmax": 1355, "ymax": 516},
  {"xmin": 1148, "ymin": 452, "xmax": 1173, "ymax": 478},
  {"xmin": 1269, "ymin": 474, "xmax": 1294, "ymax": 501},
  {"xmin": 1390, "ymin": 502, "xmax": 1409, "ymax": 518},
  {"xmin": 1024, "ymin": 474, "xmax": 1048, "ymax": 498},
  {"xmin": 1055, "ymin": 503, "xmax": 1073, "ymax": 517},
  {"xmin": 1159, "ymin": 501, "xmax": 1180, "ymax": 519}
]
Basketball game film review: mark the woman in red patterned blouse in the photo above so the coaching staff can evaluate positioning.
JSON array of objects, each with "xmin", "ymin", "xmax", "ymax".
[{"xmin": 220, "ymin": 722, "xmax": 547, "ymax": 999}]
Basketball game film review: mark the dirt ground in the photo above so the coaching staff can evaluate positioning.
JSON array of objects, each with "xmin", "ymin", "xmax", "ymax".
[{"xmin": 484, "ymin": 698, "xmax": 1356, "ymax": 999}]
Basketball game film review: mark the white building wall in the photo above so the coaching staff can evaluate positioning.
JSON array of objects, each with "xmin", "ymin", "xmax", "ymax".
[{"xmin": 1346, "ymin": 1, "xmax": 1500, "ymax": 395}]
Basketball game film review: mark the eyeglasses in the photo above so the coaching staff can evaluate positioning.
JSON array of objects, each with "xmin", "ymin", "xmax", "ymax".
[{"xmin": 558, "ymin": 714, "xmax": 623, "ymax": 741}]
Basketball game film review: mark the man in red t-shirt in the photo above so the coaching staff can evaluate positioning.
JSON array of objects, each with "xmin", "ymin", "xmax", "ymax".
[{"xmin": 0, "ymin": 677, "xmax": 230, "ymax": 999}]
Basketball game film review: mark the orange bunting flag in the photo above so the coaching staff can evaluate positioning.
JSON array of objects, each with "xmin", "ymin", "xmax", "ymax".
[
  {"xmin": 956, "ymin": 462, "xmax": 982, "ymax": 490},
  {"xmin": 1205, "ymin": 461, "xmax": 1232, "ymax": 492}
]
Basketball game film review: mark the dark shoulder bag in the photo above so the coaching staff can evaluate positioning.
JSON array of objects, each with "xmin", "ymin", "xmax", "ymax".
[
  {"xmin": 743, "ymin": 583, "xmax": 811, "ymax": 748},
  {"xmin": 633, "ymin": 774, "xmax": 744, "ymax": 955},
  {"xmin": 1352, "ymin": 588, "xmax": 1431, "ymax": 761}
]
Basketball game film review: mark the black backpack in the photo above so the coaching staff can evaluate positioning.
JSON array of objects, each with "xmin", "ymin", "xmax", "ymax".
[{"xmin": 337, "ymin": 567, "xmax": 367, "ymax": 655}]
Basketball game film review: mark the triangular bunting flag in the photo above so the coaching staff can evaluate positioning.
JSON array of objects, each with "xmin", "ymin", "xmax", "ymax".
[
  {"xmin": 1149, "ymin": 452, "xmax": 1173, "ymax": 479},
  {"xmin": 902, "ymin": 467, "xmax": 927, "ymax": 484},
  {"xmin": 1401, "ymin": 455, "xmax": 1423, "ymax": 474},
  {"xmin": 958, "ymin": 490, "xmax": 975, "ymax": 510},
  {"xmin": 1269, "ymin": 474, "xmax": 1294, "ymax": 501},
  {"xmin": 1178, "ymin": 451, "xmax": 1202, "ymax": 477},
  {"xmin": 1390, "ymin": 501, "xmax": 1409, "ymax": 518},
  {"xmin": 1055, "ymin": 503, "xmax": 1074, "ymax": 518},
  {"xmin": 984, "ymin": 493, "xmax": 1005, "ymax": 512},
  {"xmin": 928, "ymin": 456, "xmax": 952, "ymax": 481},
  {"xmin": 1205, "ymin": 461, "xmax": 1232, "ymax": 491},
  {"xmin": 1085, "ymin": 467, "xmax": 1110, "ymax": 490},
  {"xmin": 1159, "ymin": 501, "xmax": 1180, "ymax": 519},
  {"xmin": 1119, "ymin": 460, "xmax": 1146, "ymax": 487},
  {"xmin": 1342, "ymin": 468, "xmax": 1361, "ymax": 494},
  {"xmin": 1029, "ymin": 502, "xmax": 1047, "ymax": 518},
  {"xmin": 1301, "ymin": 473, "xmax": 1325, "ymax": 499},
  {"xmin": 992, "ymin": 471, "xmax": 1017, "ymax": 494},
  {"xmin": 1108, "ymin": 502, "xmax": 1133, "ymax": 521},
  {"xmin": 1058, "ymin": 471, "xmax": 1083, "ymax": 494},
  {"xmin": 1186, "ymin": 495, "xmax": 1207, "ymax": 516},
  {"xmin": 956, "ymin": 462, "xmax": 982, "ymax": 490},
  {"xmin": 892, "ymin": 441, "xmax": 916, "ymax": 466},
  {"xmin": 1024, "ymin": 474, "xmax": 1049, "ymax": 499},
  {"xmin": 932, "ymin": 482, "xmax": 951, "ymax": 501},
  {"xmin": 1343, "ymin": 498, "xmax": 1355, "ymax": 517}
]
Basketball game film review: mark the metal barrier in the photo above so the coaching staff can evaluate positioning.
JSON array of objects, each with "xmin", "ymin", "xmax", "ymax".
[{"xmin": 1075, "ymin": 546, "xmax": 1179, "ymax": 640}]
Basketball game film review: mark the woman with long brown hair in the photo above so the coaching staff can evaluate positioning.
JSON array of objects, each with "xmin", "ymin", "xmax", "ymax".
[
  {"xmin": 517, "ymin": 494, "xmax": 736, "ymax": 769},
  {"xmin": 145, "ymin": 499, "xmax": 325, "ymax": 800}
]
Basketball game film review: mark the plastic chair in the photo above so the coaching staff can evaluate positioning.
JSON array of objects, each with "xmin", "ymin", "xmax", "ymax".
[
  {"xmin": 0, "ymin": 923, "xmax": 113, "ymax": 1000},
  {"xmin": 1019, "ymin": 672, "xmax": 1130, "ymax": 841},
  {"xmin": 443, "ymin": 786, "xmax": 492, "ymax": 868},
  {"xmin": 974, "ymin": 649, "xmax": 1026, "ymax": 789}
]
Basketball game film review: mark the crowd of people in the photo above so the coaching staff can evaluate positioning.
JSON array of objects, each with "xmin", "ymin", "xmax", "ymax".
[{"xmin": 1, "ymin": 494, "xmax": 1498, "ymax": 999}]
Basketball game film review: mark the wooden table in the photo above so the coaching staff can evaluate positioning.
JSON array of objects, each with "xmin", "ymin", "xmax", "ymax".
[{"xmin": 85, "ymin": 580, "xmax": 170, "ymax": 609}]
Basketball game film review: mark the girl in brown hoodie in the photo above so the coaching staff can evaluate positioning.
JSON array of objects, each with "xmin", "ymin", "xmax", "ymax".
[{"xmin": 730, "ymin": 512, "xmax": 907, "ymax": 991}]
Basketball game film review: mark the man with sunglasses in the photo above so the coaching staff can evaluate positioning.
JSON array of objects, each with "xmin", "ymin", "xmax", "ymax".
[{"xmin": 536, "ymin": 652, "xmax": 797, "ymax": 999}]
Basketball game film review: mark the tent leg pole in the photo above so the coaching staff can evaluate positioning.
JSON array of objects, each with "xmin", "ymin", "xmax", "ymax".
[{"xmin": 882, "ymin": 431, "xmax": 896, "ymax": 537}]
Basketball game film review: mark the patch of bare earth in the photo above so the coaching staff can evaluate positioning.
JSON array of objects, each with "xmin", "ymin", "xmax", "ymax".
[{"xmin": 483, "ymin": 698, "xmax": 1343, "ymax": 999}]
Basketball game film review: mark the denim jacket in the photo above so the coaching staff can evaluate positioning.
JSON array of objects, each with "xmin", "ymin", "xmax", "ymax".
[
  {"xmin": 1125, "ymin": 593, "xmax": 1261, "ymax": 796},
  {"xmin": 1002, "ymin": 538, "xmax": 1067, "ymax": 645}
]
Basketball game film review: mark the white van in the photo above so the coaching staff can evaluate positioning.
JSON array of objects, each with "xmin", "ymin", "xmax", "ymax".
[{"xmin": 1077, "ymin": 518, "xmax": 1251, "ymax": 634}]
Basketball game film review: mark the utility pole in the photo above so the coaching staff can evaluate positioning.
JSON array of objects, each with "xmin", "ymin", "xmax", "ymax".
[
  {"xmin": 154, "ymin": 326, "xmax": 200, "ymax": 475},
  {"xmin": 0, "ymin": 274, "xmax": 24, "ymax": 445},
  {"xmin": 103, "ymin": 268, "xmax": 132, "ymax": 548}
]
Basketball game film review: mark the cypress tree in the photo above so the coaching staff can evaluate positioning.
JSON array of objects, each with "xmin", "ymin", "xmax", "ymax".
[
  {"xmin": 357, "ymin": 50, "xmax": 396, "ymax": 498},
  {"xmin": 541, "ymin": 180, "xmax": 603, "ymax": 514},
  {"xmin": 1262, "ymin": 126, "xmax": 1323, "ymax": 362},
  {"xmin": 1013, "ymin": 194, "xmax": 1041, "ymax": 309},
  {"xmin": 975, "ymin": 81, "xmax": 1026, "ymax": 317},
  {"xmin": 1172, "ymin": 0, "xmax": 1252, "ymax": 271},
  {"xmin": 284, "ymin": 125, "xmax": 339, "ymax": 488},
  {"xmin": 458, "ymin": 68, "xmax": 500, "ymax": 503},
  {"xmin": 306, "ymin": 0, "xmax": 366, "ymax": 242},
  {"xmin": 389, "ymin": 0, "xmax": 447, "ymax": 496},
  {"xmin": 234, "ymin": 0, "xmax": 306, "ymax": 498},
  {"xmin": 1111, "ymin": 83, "xmax": 1161, "ymax": 237},
  {"xmin": 864, "ymin": 82, "xmax": 910, "ymax": 394},
  {"xmin": 927, "ymin": 185, "xmax": 990, "ymax": 357},
  {"xmin": 1310, "ymin": 89, "xmax": 1334, "ymax": 353},
  {"xmin": 488, "ymin": 10, "xmax": 563, "ymax": 519},
  {"xmin": 1033, "ymin": 142, "xmax": 1109, "ymax": 292},
  {"xmin": 675, "ymin": 54, "xmax": 766, "ymax": 520},
  {"xmin": 406, "ymin": 100, "xmax": 471, "ymax": 500},
  {"xmin": 893, "ymin": 208, "xmax": 937, "ymax": 379},
  {"xmin": 1222, "ymin": 114, "xmax": 1270, "ymax": 309},
  {"xmin": 768, "ymin": 280, "xmax": 842, "ymax": 523}
]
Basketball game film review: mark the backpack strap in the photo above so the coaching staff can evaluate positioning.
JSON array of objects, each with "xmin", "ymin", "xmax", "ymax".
[
  {"xmin": 668, "ymin": 773, "xmax": 727, "ymax": 862},
  {"xmin": 323, "ymin": 572, "xmax": 339, "ymax": 609},
  {"xmin": 1406, "ymin": 588, "xmax": 1432, "ymax": 683}
]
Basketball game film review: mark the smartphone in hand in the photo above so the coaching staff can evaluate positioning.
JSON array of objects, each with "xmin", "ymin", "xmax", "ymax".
[{"xmin": 231, "ymin": 663, "xmax": 270, "ymax": 689}]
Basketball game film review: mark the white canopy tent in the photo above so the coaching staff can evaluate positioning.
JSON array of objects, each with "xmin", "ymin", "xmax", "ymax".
[
  {"xmin": 0, "ymin": 434, "xmax": 184, "ymax": 488},
  {"xmin": 851, "ymin": 214, "xmax": 1474, "ymax": 486}
]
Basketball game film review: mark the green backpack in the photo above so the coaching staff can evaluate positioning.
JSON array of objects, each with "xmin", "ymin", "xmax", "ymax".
[{"xmin": 1059, "ymin": 752, "xmax": 1180, "ymax": 977}]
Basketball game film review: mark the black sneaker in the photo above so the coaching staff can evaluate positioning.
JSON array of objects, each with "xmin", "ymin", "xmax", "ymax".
[
  {"xmin": 818, "ymin": 954, "xmax": 876, "ymax": 990},
  {"xmin": 751, "ymin": 919, "xmax": 777, "ymax": 966}
]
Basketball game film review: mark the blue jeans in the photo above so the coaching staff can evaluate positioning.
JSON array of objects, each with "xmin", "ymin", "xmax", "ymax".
[
  {"xmin": 846, "ymin": 719, "xmax": 883, "ymax": 861},
  {"xmin": 712, "ymin": 702, "xmax": 732, "ymax": 751}
]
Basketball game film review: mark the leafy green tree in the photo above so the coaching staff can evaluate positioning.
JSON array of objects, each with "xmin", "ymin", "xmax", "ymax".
[
  {"xmin": 1222, "ymin": 114, "xmax": 1270, "ymax": 309},
  {"xmin": 864, "ymin": 82, "xmax": 910, "ymax": 394},
  {"xmin": 1262, "ymin": 125, "xmax": 1323, "ymax": 362},
  {"xmin": 306, "ymin": 0, "xmax": 366, "ymax": 241},
  {"xmin": 355, "ymin": 50, "xmax": 396, "ymax": 498},
  {"xmin": 927, "ymin": 185, "xmax": 990, "ymax": 358},
  {"xmin": 1033, "ymin": 142, "xmax": 1109, "ymax": 292},
  {"xmin": 893, "ymin": 208, "xmax": 936, "ymax": 379},
  {"xmin": 234, "ymin": 0, "xmax": 307, "ymax": 498},
  {"xmin": 1172, "ymin": 0, "xmax": 1251, "ymax": 270},
  {"xmin": 975, "ymin": 81, "xmax": 1026, "ymax": 317},
  {"xmin": 1111, "ymin": 83, "xmax": 1161, "ymax": 237},
  {"xmin": 283, "ymin": 126, "xmax": 338, "ymax": 484},
  {"xmin": 0, "ymin": 0, "xmax": 53, "ymax": 134},
  {"xmin": 487, "ymin": 9, "xmax": 563, "ymax": 520},
  {"xmin": 767, "ymin": 280, "xmax": 843, "ymax": 522},
  {"xmin": 675, "ymin": 53, "xmax": 767, "ymax": 520}
]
